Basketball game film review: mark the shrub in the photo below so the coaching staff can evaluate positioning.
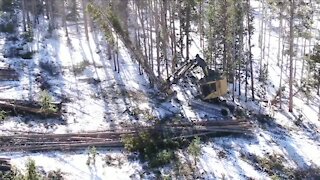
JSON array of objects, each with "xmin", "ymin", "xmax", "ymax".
[
  {"xmin": 22, "ymin": 30, "xmax": 33, "ymax": 42},
  {"xmin": 0, "ymin": 110, "xmax": 7, "ymax": 121},
  {"xmin": 144, "ymin": 110, "xmax": 158, "ymax": 122},
  {"xmin": 86, "ymin": 146, "xmax": 97, "ymax": 166},
  {"xmin": 217, "ymin": 150, "xmax": 227, "ymax": 159},
  {"xmin": 0, "ymin": 7, "xmax": 15, "ymax": 33},
  {"xmin": 255, "ymin": 154, "xmax": 285, "ymax": 176},
  {"xmin": 259, "ymin": 64, "xmax": 269, "ymax": 83},
  {"xmin": 40, "ymin": 90, "xmax": 57, "ymax": 115},
  {"xmin": 0, "ymin": 0, "xmax": 13, "ymax": 11},
  {"xmin": 149, "ymin": 150, "xmax": 175, "ymax": 168},
  {"xmin": 104, "ymin": 155, "xmax": 113, "ymax": 166},
  {"xmin": 39, "ymin": 60, "xmax": 60, "ymax": 77},
  {"xmin": 25, "ymin": 159, "xmax": 41, "ymax": 180},
  {"xmin": 0, "ymin": 167, "xmax": 24, "ymax": 180},
  {"xmin": 292, "ymin": 167, "xmax": 320, "ymax": 179},
  {"xmin": 0, "ymin": 23, "xmax": 15, "ymax": 33},
  {"xmin": 221, "ymin": 108, "xmax": 229, "ymax": 116},
  {"xmin": 73, "ymin": 60, "xmax": 90, "ymax": 75},
  {"xmin": 19, "ymin": 51, "xmax": 34, "ymax": 59},
  {"xmin": 47, "ymin": 169, "xmax": 64, "ymax": 180},
  {"xmin": 162, "ymin": 174, "xmax": 172, "ymax": 180},
  {"xmin": 0, "ymin": 159, "xmax": 66, "ymax": 180},
  {"xmin": 122, "ymin": 130, "xmax": 181, "ymax": 168},
  {"xmin": 270, "ymin": 174, "xmax": 281, "ymax": 180},
  {"xmin": 188, "ymin": 136, "xmax": 201, "ymax": 166}
]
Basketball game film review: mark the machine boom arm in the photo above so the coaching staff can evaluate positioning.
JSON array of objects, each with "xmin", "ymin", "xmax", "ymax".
[{"xmin": 160, "ymin": 55, "xmax": 210, "ymax": 93}]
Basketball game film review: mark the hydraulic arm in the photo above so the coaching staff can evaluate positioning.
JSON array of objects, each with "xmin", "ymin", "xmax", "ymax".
[{"xmin": 160, "ymin": 54, "xmax": 228, "ymax": 100}]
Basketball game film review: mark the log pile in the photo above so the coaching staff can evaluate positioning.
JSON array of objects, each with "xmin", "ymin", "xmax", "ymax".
[
  {"xmin": 0, "ymin": 68, "xmax": 19, "ymax": 81},
  {"xmin": 0, "ymin": 119, "xmax": 252, "ymax": 152},
  {"xmin": 0, "ymin": 158, "xmax": 11, "ymax": 173}
]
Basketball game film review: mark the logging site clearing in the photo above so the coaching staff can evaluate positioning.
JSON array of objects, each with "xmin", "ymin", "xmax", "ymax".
[{"xmin": 0, "ymin": 0, "xmax": 320, "ymax": 179}]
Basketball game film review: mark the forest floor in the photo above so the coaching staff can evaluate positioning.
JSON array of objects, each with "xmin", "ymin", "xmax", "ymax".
[{"xmin": 0, "ymin": 1, "xmax": 320, "ymax": 179}]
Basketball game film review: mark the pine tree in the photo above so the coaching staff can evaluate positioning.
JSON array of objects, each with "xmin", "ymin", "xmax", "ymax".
[
  {"xmin": 245, "ymin": 0, "xmax": 255, "ymax": 101},
  {"xmin": 288, "ymin": 0, "xmax": 295, "ymax": 112},
  {"xmin": 188, "ymin": 136, "xmax": 201, "ymax": 166}
]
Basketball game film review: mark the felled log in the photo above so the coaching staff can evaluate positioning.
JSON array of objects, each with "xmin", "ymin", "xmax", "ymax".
[
  {"xmin": 0, "ymin": 68, "xmax": 19, "ymax": 81},
  {"xmin": 0, "ymin": 158, "xmax": 11, "ymax": 172},
  {"xmin": 0, "ymin": 98, "xmax": 62, "ymax": 108},
  {"xmin": 0, "ymin": 99, "xmax": 61, "ymax": 118}
]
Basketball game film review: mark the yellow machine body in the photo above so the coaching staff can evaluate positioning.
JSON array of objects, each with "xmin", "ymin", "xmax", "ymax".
[{"xmin": 199, "ymin": 76, "xmax": 228, "ymax": 100}]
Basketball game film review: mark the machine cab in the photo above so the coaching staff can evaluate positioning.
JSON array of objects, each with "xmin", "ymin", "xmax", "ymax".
[{"xmin": 199, "ymin": 76, "xmax": 228, "ymax": 100}]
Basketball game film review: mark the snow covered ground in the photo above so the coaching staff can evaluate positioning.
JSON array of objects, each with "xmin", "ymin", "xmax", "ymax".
[
  {"xmin": 0, "ymin": 0, "xmax": 319, "ymax": 179},
  {"xmin": 173, "ymin": 1, "xmax": 320, "ymax": 179},
  {"xmin": 0, "ymin": 12, "xmax": 164, "ymax": 180},
  {"xmin": 0, "ymin": 19, "xmax": 161, "ymax": 134}
]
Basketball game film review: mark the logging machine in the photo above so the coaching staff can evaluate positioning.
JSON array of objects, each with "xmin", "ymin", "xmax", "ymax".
[{"xmin": 161, "ymin": 54, "xmax": 228, "ymax": 101}]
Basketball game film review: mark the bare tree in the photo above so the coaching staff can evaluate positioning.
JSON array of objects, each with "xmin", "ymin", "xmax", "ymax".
[
  {"xmin": 81, "ymin": 0, "xmax": 89, "ymax": 40},
  {"xmin": 62, "ymin": 0, "xmax": 68, "ymax": 37},
  {"xmin": 288, "ymin": 0, "xmax": 295, "ymax": 112}
]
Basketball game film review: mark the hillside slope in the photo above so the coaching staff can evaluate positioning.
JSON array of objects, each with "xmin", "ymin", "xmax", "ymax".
[{"xmin": 0, "ymin": 0, "xmax": 319, "ymax": 179}]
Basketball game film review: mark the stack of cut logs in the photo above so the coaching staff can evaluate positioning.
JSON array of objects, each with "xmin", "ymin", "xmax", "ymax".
[
  {"xmin": 0, "ymin": 158, "xmax": 12, "ymax": 174},
  {"xmin": 0, "ymin": 119, "xmax": 252, "ymax": 152},
  {"xmin": 0, "ymin": 68, "xmax": 19, "ymax": 81}
]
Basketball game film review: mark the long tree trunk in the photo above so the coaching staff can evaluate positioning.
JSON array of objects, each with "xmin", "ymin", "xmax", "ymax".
[
  {"xmin": 261, "ymin": 10, "xmax": 267, "ymax": 67},
  {"xmin": 48, "ymin": 0, "xmax": 55, "ymax": 31},
  {"xmin": 303, "ymin": 0, "xmax": 314, "ymax": 86},
  {"xmin": 171, "ymin": 0, "xmax": 177, "ymax": 73},
  {"xmin": 238, "ymin": 1, "xmax": 244, "ymax": 99},
  {"xmin": 162, "ymin": 0, "xmax": 169, "ymax": 78},
  {"xmin": 62, "ymin": 0, "xmax": 68, "ymax": 37},
  {"xmin": 81, "ymin": 0, "xmax": 89, "ymax": 41},
  {"xmin": 288, "ymin": 0, "xmax": 295, "ymax": 112},
  {"xmin": 26, "ymin": 5, "xmax": 31, "ymax": 31},
  {"xmin": 222, "ymin": 0, "xmax": 227, "ymax": 71},
  {"xmin": 213, "ymin": 0, "xmax": 217, "ymax": 70},
  {"xmin": 305, "ymin": 39, "xmax": 312, "ymax": 104},
  {"xmin": 232, "ymin": 1, "xmax": 237, "ymax": 101},
  {"xmin": 279, "ymin": 32, "xmax": 286, "ymax": 109},
  {"xmin": 149, "ymin": 0, "xmax": 154, "ymax": 72},
  {"xmin": 137, "ymin": 2, "xmax": 148, "ymax": 66},
  {"xmin": 22, "ymin": 0, "xmax": 26, "ymax": 32},
  {"xmin": 259, "ymin": 0, "xmax": 265, "ymax": 77},
  {"xmin": 31, "ymin": 0, "xmax": 36, "ymax": 27},
  {"xmin": 179, "ymin": 2, "xmax": 184, "ymax": 59},
  {"xmin": 155, "ymin": 0, "xmax": 161, "ymax": 77},
  {"xmin": 247, "ymin": 0, "xmax": 255, "ymax": 101},
  {"xmin": 266, "ymin": 15, "xmax": 271, "ymax": 75},
  {"xmin": 185, "ymin": 1, "xmax": 191, "ymax": 61},
  {"xmin": 116, "ymin": 36, "xmax": 120, "ymax": 73},
  {"xmin": 300, "ymin": 37, "xmax": 307, "ymax": 84},
  {"xmin": 277, "ymin": 11, "xmax": 283, "ymax": 66},
  {"xmin": 232, "ymin": 31, "xmax": 236, "ymax": 101},
  {"xmin": 199, "ymin": 0, "xmax": 204, "ymax": 52},
  {"xmin": 294, "ymin": 37, "xmax": 299, "ymax": 79},
  {"xmin": 45, "ymin": 0, "xmax": 50, "ymax": 20}
]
